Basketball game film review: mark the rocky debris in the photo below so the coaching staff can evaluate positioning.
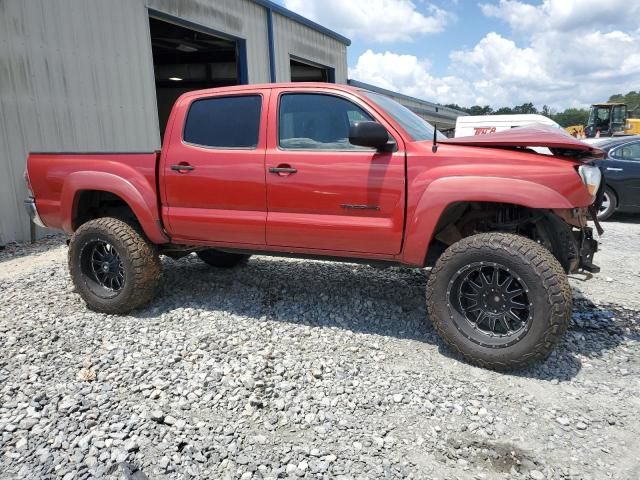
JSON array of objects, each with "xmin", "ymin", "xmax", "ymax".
[
  {"xmin": 77, "ymin": 367, "xmax": 97, "ymax": 382},
  {"xmin": 0, "ymin": 220, "xmax": 639, "ymax": 479}
]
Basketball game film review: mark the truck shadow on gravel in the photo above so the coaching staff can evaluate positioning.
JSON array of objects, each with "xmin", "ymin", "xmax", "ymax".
[{"xmin": 137, "ymin": 256, "xmax": 635, "ymax": 381}]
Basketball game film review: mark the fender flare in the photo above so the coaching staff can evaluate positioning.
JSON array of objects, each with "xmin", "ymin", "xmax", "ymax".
[
  {"xmin": 60, "ymin": 170, "xmax": 169, "ymax": 244},
  {"xmin": 401, "ymin": 176, "xmax": 574, "ymax": 265}
]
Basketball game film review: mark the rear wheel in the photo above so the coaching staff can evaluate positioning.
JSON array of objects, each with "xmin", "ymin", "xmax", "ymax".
[
  {"xmin": 68, "ymin": 217, "xmax": 161, "ymax": 314},
  {"xmin": 426, "ymin": 233, "xmax": 571, "ymax": 371},
  {"xmin": 197, "ymin": 250, "xmax": 250, "ymax": 268},
  {"xmin": 596, "ymin": 187, "xmax": 617, "ymax": 221}
]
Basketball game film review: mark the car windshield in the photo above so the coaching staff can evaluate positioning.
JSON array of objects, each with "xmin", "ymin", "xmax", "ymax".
[{"xmin": 363, "ymin": 91, "xmax": 446, "ymax": 142}]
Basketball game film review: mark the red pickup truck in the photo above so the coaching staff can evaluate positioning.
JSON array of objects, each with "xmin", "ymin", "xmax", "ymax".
[{"xmin": 25, "ymin": 83, "xmax": 604, "ymax": 370}]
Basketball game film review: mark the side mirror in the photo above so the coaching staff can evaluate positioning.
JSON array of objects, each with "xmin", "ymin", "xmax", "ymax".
[{"xmin": 349, "ymin": 121, "xmax": 393, "ymax": 150}]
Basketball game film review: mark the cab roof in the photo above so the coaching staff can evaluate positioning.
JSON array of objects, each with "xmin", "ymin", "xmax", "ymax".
[{"xmin": 179, "ymin": 82, "xmax": 364, "ymax": 99}]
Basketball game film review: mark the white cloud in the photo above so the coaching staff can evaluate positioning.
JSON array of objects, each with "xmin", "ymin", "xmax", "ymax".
[
  {"xmin": 282, "ymin": 0, "xmax": 452, "ymax": 42},
  {"xmin": 349, "ymin": 50, "xmax": 476, "ymax": 105},
  {"xmin": 481, "ymin": 0, "xmax": 640, "ymax": 34},
  {"xmin": 349, "ymin": 1, "xmax": 640, "ymax": 109}
]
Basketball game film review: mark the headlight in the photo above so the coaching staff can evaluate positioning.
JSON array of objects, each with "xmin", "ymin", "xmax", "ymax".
[{"xmin": 577, "ymin": 165, "xmax": 602, "ymax": 196}]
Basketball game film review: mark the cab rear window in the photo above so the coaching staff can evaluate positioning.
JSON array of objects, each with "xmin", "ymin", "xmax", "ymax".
[{"xmin": 184, "ymin": 95, "xmax": 261, "ymax": 148}]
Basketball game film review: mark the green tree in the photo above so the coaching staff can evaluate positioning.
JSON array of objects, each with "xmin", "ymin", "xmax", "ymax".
[
  {"xmin": 443, "ymin": 103, "xmax": 469, "ymax": 112},
  {"xmin": 551, "ymin": 108, "xmax": 589, "ymax": 128},
  {"xmin": 468, "ymin": 105, "xmax": 494, "ymax": 115},
  {"xmin": 512, "ymin": 102, "xmax": 538, "ymax": 114}
]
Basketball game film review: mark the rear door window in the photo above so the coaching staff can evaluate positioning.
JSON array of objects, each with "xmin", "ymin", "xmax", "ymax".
[{"xmin": 184, "ymin": 95, "xmax": 262, "ymax": 148}]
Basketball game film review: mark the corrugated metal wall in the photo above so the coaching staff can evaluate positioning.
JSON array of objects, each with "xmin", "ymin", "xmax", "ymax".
[
  {"xmin": 146, "ymin": 0, "xmax": 271, "ymax": 84},
  {"xmin": 0, "ymin": 0, "xmax": 160, "ymax": 244},
  {"xmin": 0, "ymin": 0, "xmax": 348, "ymax": 244},
  {"xmin": 272, "ymin": 13, "xmax": 348, "ymax": 83}
]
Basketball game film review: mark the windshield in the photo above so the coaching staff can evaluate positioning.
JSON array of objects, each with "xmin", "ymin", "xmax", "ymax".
[
  {"xmin": 363, "ymin": 91, "xmax": 446, "ymax": 141},
  {"xmin": 588, "ymin": 107, "xmax": 610, "ymax": 128}
]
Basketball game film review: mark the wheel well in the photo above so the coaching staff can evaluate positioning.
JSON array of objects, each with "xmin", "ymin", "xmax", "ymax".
[
  {"xmin": 425, "ymin": 201, "xmax": 576, "ymax": 271},
  {"xmin": 73, "ymin": 190, "xmax": 138, "ymax": 230}
]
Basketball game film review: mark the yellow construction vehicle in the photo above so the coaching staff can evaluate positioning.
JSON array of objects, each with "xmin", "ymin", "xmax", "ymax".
[
  {"xmin": 585, "ymin": 103, "xmax": 639, "ymax": 137},
  {"xmin": 565, "ymin": 124, "xmax": 585, "ymax": 137},
  {"xmin": 625, "ymin": 117, "xmax": 640, "ymax": 135}
]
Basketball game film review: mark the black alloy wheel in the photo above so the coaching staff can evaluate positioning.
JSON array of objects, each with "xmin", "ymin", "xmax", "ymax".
[
  {"xmin": 447, "ymin": 262, "xmax": 533, "ymax": 348},
  {"xmin": 81, "ymin": 240, "xmax": 125, "ymax": 295},
  {"xmin": 68, "ymin": 217, "xmax": 161, "ymax": 313},
  {"xmin": 426, "ymin": 233, "xmax": 572, "ymax": 370}
]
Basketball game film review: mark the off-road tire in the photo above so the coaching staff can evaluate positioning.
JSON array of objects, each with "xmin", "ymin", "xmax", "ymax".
[
  {"xmin": 426, "ymin": 233, "xmax": 572, "ymax": 371},
  {"xmin": 68, "ymin": 217, "xmax": 161, "ymax": 314},
  {"xmin": 197, "ymin": 250, "xmax": 251, "ymax": 268},
  {"xmin": 596, "ymin": 186, "xmax": 617, "ymax": 221}
]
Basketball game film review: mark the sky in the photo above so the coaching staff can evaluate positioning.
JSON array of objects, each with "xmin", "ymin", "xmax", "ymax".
[{"xmin": 274, "ymin": 0, "xmax": 640, "ymax": 110}]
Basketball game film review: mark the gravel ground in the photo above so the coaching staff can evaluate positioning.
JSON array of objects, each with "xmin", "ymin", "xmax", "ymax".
[{"xmin": 1, "ymin": 219, "xmax": 639, "ymax": 480}]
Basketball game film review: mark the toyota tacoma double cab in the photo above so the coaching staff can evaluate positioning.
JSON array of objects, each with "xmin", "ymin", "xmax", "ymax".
[{"xmin": 25, "ymin": 83, "xmax": 604, "ymax": 370}]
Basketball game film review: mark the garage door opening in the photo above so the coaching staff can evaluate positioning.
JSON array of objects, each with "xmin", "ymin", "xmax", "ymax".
[
  {"xmin": 290, "ymin": 57, "xmax": 335, "ymax": 83},
  {"xmin": 149, "ymin": 16, "xmax": 245, "ymax": 138}
]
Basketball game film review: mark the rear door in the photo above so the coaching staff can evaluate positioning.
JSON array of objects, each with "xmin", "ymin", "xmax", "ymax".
[
  {"xmin": 604, "ymin": 141, "xmax": 640, "ymax": 207},
  {"xmin": 264, "ymin": 88, "xmax": 405, "ymax": 254},
  {"xmin": 161, "ymin": 91, "xmax": 269, "ymax": 244}
]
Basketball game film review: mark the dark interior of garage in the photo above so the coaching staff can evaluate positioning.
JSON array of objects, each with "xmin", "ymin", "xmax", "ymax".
[
  {"xmin": 148, "ymin": 16, "xmax": 240, "ymax": 138},
  {"xmin": 290, "ymin": 58, "xmax": 333, "ymax": 83}
]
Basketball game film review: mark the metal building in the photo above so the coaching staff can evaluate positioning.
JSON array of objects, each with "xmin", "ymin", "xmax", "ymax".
[
  {"xmin": 0, "ymin": 0, "xmax": 350, "ymax": 244},
  {"xmin": 348, "ymin": 80, "xmax": 466, "ymax": 132}
]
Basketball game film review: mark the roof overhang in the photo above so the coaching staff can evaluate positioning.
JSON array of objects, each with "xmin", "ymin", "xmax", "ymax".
[{"xmin": 252, "ymin": 0, "xmax": 351, "ymax": 46}]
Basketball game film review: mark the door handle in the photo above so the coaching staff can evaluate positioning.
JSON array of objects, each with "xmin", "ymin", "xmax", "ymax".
[
  {"xmin": 606, "ymin": 167, "xmax": 623, "ymax": 172},
  {"xmin": 171, "ymin": 164, "xmax": 195, "ymax": 173},
  {"xmin": 269, "ymin": 166, "xmax": 297, "ymax": 175}
]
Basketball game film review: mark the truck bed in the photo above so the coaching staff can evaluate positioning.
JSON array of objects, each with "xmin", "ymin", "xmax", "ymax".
[{"xmin": 27, "ymin": 151, "xmax": 161, "ymax": 237}]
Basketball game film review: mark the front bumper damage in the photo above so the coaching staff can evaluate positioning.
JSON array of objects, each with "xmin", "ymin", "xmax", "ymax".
[
  {"xmin": 576, "ymin": 227, "xmax": 599, "ymax": 274},
  {"xmin": 577, "ymin": 168, "xmax": 605, "ymax": 274},
  {"xmin": 550, "ymin": 207, "xmax": 600, "ymax": 275}
]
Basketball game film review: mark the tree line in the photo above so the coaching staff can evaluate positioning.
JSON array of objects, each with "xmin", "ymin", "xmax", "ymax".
[{"xmin": 445, "ymin": 90, "xmax": 640, "ymax": 128}]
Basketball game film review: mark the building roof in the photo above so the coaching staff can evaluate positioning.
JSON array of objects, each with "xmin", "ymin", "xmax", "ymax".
[
  {"xmin": 348, "ymin": 79, "xmax": 468, "ymax": 117},
  {"xmin": 252, "ymin": 0, "xmax": 351, "ymax": 46}
]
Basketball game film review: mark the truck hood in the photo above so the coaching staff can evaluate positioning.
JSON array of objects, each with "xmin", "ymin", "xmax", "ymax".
[{"xmin": 441, "ymin": 124, "xmax": 605, "ymax": 159}]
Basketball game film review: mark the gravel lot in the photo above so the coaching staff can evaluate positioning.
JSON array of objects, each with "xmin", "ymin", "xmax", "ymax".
[{"xmin": 1, "ymin": 217, "xmax": 639, "ymax": 480}]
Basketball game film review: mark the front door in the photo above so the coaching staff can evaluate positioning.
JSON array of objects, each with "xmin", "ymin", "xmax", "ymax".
[
  {"xmin": 161, "ymin": 91, "xmax": 269, "ymax": 245},
  {"xmin": 605, "ymin": 140, "xmax": 640, "ymax": 207},
  {"xmin": 265, "ymin": 89, "xmax": 405, "ymax": 255}
]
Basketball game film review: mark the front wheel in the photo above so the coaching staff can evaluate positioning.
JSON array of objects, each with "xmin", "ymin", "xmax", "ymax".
[
  {"xmin": 426, "ymin": 233, "xmax": 572, "ymax": 371},
  {"xmin": 596, "ymin": 187, "xmax": 617, "ymax": 221},
  {"xmin": 68, "ymin": 217, "xmax": 162, "ymax": 314}
]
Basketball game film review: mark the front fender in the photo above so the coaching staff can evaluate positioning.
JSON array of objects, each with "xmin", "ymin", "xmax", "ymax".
[
  {"xmin": 61, "ymin": 170, "xmax": 168, "ymax": 244},
  {"xmin": 401, "ymin": 176, "xmax": 575, "ymax": 265}
]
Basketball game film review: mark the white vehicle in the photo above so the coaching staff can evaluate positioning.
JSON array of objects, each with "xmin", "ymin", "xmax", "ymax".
[{"xmin": 455, "ymin": 114, "xmax": 563, "ymax": 138}]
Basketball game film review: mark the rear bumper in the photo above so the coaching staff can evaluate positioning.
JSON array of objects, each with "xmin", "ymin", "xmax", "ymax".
[{"xmin": 24, "ymin": 198, "xmax": 46, "ymax": 228}]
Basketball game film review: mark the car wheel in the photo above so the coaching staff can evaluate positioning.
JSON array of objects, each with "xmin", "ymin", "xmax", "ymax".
[
  {"xmin": 426, "ymin": 233, "xmax": 571, "ymax": 371},
  {"xmin": 596, "ymin": 187, "xmax": 617, "ymax": 221},
  {"xmin": 197, "ymin": 250, "xmax": 251, "ymax": 268},
  {"xmin": 68, "ymin": 217, "xmax": 162, "ymax": 314}
]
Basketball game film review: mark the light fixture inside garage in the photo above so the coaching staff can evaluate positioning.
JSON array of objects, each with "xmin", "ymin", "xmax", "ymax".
[
  {"xmin": 176, "ymin": 44, "xmax": 198, "ymax": 53},
  {"xmin": 168, "ymin": 77, "xmax": 183, "ymax": 81}
]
